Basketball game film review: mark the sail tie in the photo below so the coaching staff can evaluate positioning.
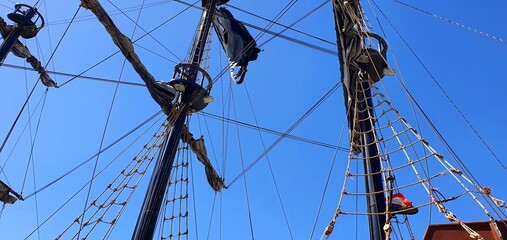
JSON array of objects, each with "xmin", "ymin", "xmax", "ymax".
[
  {"xmin": 0, "ymin": 17, "xmax": 57, "ymax": 88},
  {"xmin": 181, "ymin": 125, "xmax": 226, "ymax": 192}
]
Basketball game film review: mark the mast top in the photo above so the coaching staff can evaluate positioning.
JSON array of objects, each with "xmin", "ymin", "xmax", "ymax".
[{"xmin": 6, "ymin": 3, "xmax": 45, "ymax": 39}]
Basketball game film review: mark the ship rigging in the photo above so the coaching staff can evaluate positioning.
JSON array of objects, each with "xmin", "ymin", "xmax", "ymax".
[{"xmin": 0, "ymin": 0, "xmax": 506, "ymax": 239}]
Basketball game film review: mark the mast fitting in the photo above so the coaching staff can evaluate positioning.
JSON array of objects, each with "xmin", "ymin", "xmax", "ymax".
[
  {"xmin": 6, "ymin": 4, "xmax": 45, "ymax": 39},
  {"xmin": 169, "ymin": 63, "xmax": 213, "ymax": 112},
  {"xmin": 360, "ymin": 32, "xmax": 393, "ymax": 83}
]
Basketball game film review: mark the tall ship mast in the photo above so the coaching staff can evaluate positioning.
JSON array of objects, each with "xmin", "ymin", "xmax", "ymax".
[
  {"xmin": 0, "ymin": 1, "xmax": 506, "ymax": 239},
  {"xmin": 332, "ymin": 1, "xmax": 390, "ymax": 238}
]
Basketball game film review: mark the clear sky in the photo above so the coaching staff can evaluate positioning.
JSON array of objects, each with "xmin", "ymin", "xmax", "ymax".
[{"xmin": 0, "ymin": 0, "xmax": 506, "ymax": 239}]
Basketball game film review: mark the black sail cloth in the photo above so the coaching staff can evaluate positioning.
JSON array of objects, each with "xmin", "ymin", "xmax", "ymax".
[
  {"xmin": 0, "ymin": 17, "xmax": 57, "ymax": 88},
  {"xmin": 182, "ymin": 127, "xmax": 226, "ymax": 192},
  {"xmin": 212, "ymin": 7, "xmax": 260, "ymax": 84}
]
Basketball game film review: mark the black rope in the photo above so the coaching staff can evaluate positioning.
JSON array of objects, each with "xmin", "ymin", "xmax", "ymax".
[
  {"xmin": 20, "ymin": 90, "xmax": 48, "ymax": 194},
  {"xmin": 24, "ymin": 110, "xmax": 162, "ymax": 239},
  {"xmin": 309, "ymin": 119, "xmax": 347, "ymax": 239},
  {"xmin": 227, "ymin": 82, "xmax": 341, "ymax": 187},
  {"xmin": 78, "ymin": 1, "xmax": 149, "ymax": 235},
  {"xmin": 230, "ymin": 89, "xmax": 256, "ymax": 239},
  {"xmin": 175, "ymin": 0, "xmax": 338, "ymax": 55},
  {"xmin": 205, "ymin": 193, "xmax": 217, "ymax": 240},
  {"xmin": 0, "ymin": 87, "xmax": 47, "ymax": 187},
  {"xmin": 0, "ymin": 3, "xmax": 12, "ymax": 10},
  {"xmin": 242, "ymin": 21, "xmax": 337, "ymax": 56},
  {"xmin": 2, "ymin": 63, "xmax": 145, "ymax": 86},
  {"xmin": 30, "ymin": 92, "xmax": 46, "ymax": 239},
  {"xmin": 248, "ymin": 0, "xmax": 298, "ymax": 49},
  {"xmin": 204, "ymin": 0, "xmax": 336, "ymax": 96},
  {"xmin": 373, "ymin": 2, "xmax": 507, "ymax": 178},
  {"xmin": 47, "ymin": 1, "xmax": 173, "ymax": 26},
  {"xmin": 107, "ymin": 0, "xmax": 183, "ymax": 62},
  {"xmin": 23, "ymin": 110, "xmax": 163, "ymax": 200},
  {"xmin": 199, "ymin": 111, "xmax": 348, "ymax": 151},
  {"xmin": 227, "ymin": 1, "xmax": 335, "ymax": 46},
  {"xmin": 78, "ymin": 55, "xmax": 124, "ymax": 238},
  {"xmin": 0, "ymin": 5, "xmax": 81, "ymax": 158},
  {"xmin": 188, "ymin": 145, "xmax": 200, "ymax": 240},
  {"xmin": 134, "ymin": 43, "xmax": 179, "ymax": 64},
  {"xmin": 197, "ymin": 114, "xmax": 222, "ymax": 175},
  {"xmin": 57, "ymin": 52, "xmax": 121, "ymax": 88},
  {"xmin": 368, "ymin": 1, "xmax": 423, "ymax": 234},
  {"xmin": 369, "ymin": 0, "xmax": 420, "ymax": 226},
  {"xmin": 258, "ymin": 0, "xmax": 328, "ymax": 48},
  {"xmin": 243, "ymin": 83, "xmax": 294, "ymax": 239},
  {"xmin": 33, "ymin": 0, "xmax": 43, "ymax": 8},
  {"xmin": 0, "ymin": 80, "xmax": 39, "ymax": 157},
  {"xmin": 0, "ymin": 204, "xmax": 4, "ymax": 220},
  {"xmin": 41, "ymin": 0, "xmax": 57, "ymax": 87},
  {"xmin": 59, "ymin": 0, "xmax": 199, "ymax": 88},
  {"xmin": 41, "ymin": 5, "xmax": 82, "ymax": 88},
  {"xmin": 23, "ymin": 45, "xmax": 50, "ymax": 240}
]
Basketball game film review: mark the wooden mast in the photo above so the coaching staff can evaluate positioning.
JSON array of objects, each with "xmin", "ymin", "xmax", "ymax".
[{"xmin": 131, "ymin": 1, "xmax": 219, "ymax": 239}]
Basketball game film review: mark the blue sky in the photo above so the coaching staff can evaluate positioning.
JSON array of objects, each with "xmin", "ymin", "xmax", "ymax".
[{"xmin": 0, "ymin": 0, "xmax": 506, "ymax": 239}]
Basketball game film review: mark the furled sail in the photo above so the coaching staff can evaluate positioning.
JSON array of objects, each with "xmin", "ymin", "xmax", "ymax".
[
  {"xmin": 81, "ymin": 0, "xmax": 176, "ymax": 114},
  {"xmin": 0, "ymin": 17, "xmax": 57, "ymax": 88},
  {"xmin": 181, "ymin": 126, "xmax": 226, "ymax": 192},
  {"xmin": 332, "ymin": 0, "xmax": 389, "ymax": 153},
  {"xmin": 0, "ymin": 180, "xmax": 22, "ymax": 204},
  {"xmin": 212, "ymin": 7, "xmax": 260, "ymax": 84}
]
